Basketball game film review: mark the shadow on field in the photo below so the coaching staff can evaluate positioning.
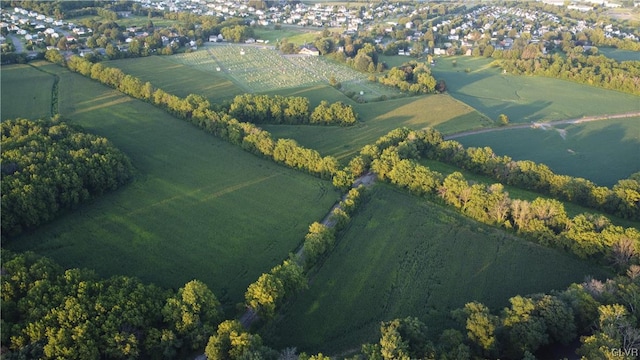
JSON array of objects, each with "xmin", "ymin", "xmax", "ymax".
[{"xmin": 485, "ymin": 99, "xmax": 553, "ymax": 123}]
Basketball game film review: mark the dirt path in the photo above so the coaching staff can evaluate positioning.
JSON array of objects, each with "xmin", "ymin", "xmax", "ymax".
[{"xmin": 444, "ymin": 111, "xmax": 640, "ymax": 140}]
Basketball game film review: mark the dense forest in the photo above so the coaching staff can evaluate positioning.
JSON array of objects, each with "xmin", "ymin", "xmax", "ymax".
[
  {"xmin": 0, "ymin": 118, "xmax": 134, "ymax": 237},
  {"xmin": 1, "ymin": 251, "xmax": 221, "ymax": 359}
]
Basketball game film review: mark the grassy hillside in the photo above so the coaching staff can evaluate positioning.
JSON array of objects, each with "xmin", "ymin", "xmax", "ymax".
[
  {"xmin": 1, "ymin": 64, "xmax": 55, "ymax": 120},
  {"xmin": 431, "ymin": 56, "xmax": 640, "ymax": 122},
  {"xmin": 264, "ymin": 94, "xmax": 489, "ymax": 161},
  {"xmin": 455, "ymin": 117, "xmax": 640, "ymax": 187},
  {"xmin": 265, "ymin": 185, "xmax": 610, "ymax": 354},
  {"xmin": 5, "ymin": 62, "xmax": 340, "ymax": 311}
]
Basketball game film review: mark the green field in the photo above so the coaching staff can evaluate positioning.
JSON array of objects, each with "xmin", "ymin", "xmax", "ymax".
[
  {"xmin": 252, "ymin": 26, "xmax": 320, "ymax": 44},
  {"xmin": 598, "ymin": 47, "xmax": 640, "ymax": 62},
  {"xmin": 104, "ymin": 55, "xmax": 245, "ymax": 103},
  {"xmin": 454, "ymin": 117, "xmax": 640, "ymax": 187},
  {"xmin": 265, "ymin": 185, "xmax": 609, "ymax": 354},
  {"xmin": 71, "ymin": 14, "xmax": 179, "ymax": 28},
  {"xmin": 431, "ymin": 56, "xmax": 640, "ymax": 122},
  {"xmin": 1, "ymin": 64, "xmax": 54, "ymax": 120},
  {"xmin": 264, "ymin": 94, "xmax": 489, "ymax": 161},
  {"xmin": 4, "ymin": 62, "xmax": 340, "ymax": 310}
]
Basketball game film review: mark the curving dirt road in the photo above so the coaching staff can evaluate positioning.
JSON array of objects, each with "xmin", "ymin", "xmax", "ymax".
[{"xmin": 443, "ymin": 111, "xmax": 640, "ymax": 140}]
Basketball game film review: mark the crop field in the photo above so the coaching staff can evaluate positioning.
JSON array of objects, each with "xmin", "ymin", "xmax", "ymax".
[
  {"xmin": 265, "ymin": 185, "xmax": 609, "ymax": 354},
  {"xmin": 104, "ymin": 55, "xmax": 244, "ymax": 102},
  {"xmin": 431, "ymin": 56, "xmax": 640, "ymax": 122},
  {"xmin": 5, "ymin": 63, "xmax": 340, "ymax": 310},
  {"xmin": 1, "ymin": 64, "xmax": 54, "ymax": 120},
  {"xmin": 455, "ymin": 117, "xmax": 640, "ymax": 187},
  {"xmin": 265, "ymin": 94, "xmax": 489, "ymax": 161},
  {"xmin": 598, "ymin": 47, "xmax": 640, "ymax": 62}
]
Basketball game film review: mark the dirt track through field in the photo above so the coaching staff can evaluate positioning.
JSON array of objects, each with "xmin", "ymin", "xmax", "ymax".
[{"xmin": 444, "ymin": 111, "xmax": 640, "ymax": 140}]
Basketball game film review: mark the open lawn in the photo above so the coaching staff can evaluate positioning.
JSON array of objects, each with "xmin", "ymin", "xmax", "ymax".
[
  {"xmin": 264, "ymin": 94, "xmax": 489, "ymax": 161},
  {"xmin": 431, "ymin": 56, "xmax": 640, "ymax": 122},
  {"xmin": 5, "ymin": 62, "xmax": 340, "ymax": 311},
  {"xmin": 455, "ymin": 117, "xmax": 640, "ymax": 187},
  {"xmin": 264, "ymin": 185, "xmax": 609, "ymax": 354},
  {"xmin": 598, "ymin": 47, "xmax": 640, "ymax": 62},
  {"xmin": 104, "ymin": 55, "xmax": 244, "ymax": 103},
  {"xmin": 1, "ymin": 64, "xmax": 54, "ymax": 120}
]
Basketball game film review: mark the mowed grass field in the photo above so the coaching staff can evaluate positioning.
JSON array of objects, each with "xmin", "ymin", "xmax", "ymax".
[
  {"xmin": 5, "ymin": 62, "xmax": 340, "ymax": 309},
  {"xmin": 1, "ymin": 64, "xmax": 54, "ymax": 120},
  {"xmin": 265, "ymin": 185, "xmax": 609, "ymax": 354},
  {"xmin": 104, "ymin": 55, "xmax": 245, "ymax": 103},
  {"xmin": 455, "ymin": 117, "xmax": 640, "ymax": 187},
  {"xmin": 431, "ymin": 56, "xmax": 640, "ymax": 122},
  {"xmin": 264, "ymin": 94, "xmax": 489, "ymax": 161}
]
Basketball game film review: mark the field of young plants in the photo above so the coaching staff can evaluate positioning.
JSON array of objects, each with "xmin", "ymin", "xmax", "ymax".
[
  {"xmin": 4, "ymin": 62, "xmax": 340, "ymax": 310},
  {"xmin": 265, "ymin": 185, "xmax": 610, "ymax": 354}
]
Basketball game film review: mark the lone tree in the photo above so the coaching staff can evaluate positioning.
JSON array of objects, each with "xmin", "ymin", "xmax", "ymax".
[{"xmin": 498, "ymin": 114, "xmax": 509, "ymax": 126}]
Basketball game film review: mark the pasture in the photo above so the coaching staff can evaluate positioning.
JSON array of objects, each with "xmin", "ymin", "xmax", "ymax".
[
  {"xmin": 104, "ymin": 55, "xmax": 244, "ymax": 102},
  {"xmin": 5, "ymin": 62, "xmax": 340, "ymax": 310},
  {"xmin": 431, "ymin": 56, "xmax": 640, "ymax": 123},
  {"xmin": 265, "ymin": 185, "xmax": 609, "ymax": 354},
  {"xmin": 264, "ymin": 94, "xmax": 489, "ymax": 161},
  {"xmin": 1, "ymin": 64, "xmax": 54, "ymax": 120},
  {"xmin": 455, "ymin": 117, "xmax": 640, "ymax": 187}
]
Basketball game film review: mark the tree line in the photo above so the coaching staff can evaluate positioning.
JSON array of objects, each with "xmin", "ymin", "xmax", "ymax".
[
  {"xmin": 342, "ymin": 128, "xmax": 640, "ymax": 263},
  {"xmin": 351, "ymin": 269, "xmax": 640, "ymax": 360},
  {"xmin": 228, "ymin": 94, "xmax": 358, "ymax": 126},
  {"xmin": 65, "ymin": 55, "xmax": 349, "ymax": 180},
  {"xmin": 1, "ymin": 118, "xmax": 134, "ymax": 237},
  {"xmin": 242, "ymin": 185, "xmax": 367, "ymax": 322},
  {"xmin": 351, "ymin": 127, "xmax": 639, "ymax": 221},
  {"xmin": 498, "ymin": 52, "xmax": 640, "ymax": 96},
  {"xmin": 1, "ymin": 251, "xmax": 222, "ymax": 359}
]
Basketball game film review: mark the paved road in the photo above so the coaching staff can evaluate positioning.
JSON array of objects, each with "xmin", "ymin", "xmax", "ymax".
[
  {"xmin": 7, "ymin": 34, "xmax": 24, "ymax": 53},
  {"xmin": 444, "ymin": 111, "xmax": 640, "ymax": 140}
]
